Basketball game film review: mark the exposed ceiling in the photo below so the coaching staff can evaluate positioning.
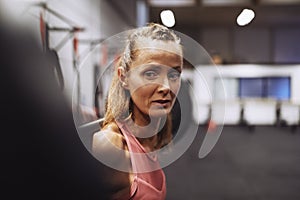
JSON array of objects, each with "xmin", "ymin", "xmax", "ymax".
[{"xmin": 148, "ymin": 0, "xmax": 300, "ymax": 29}]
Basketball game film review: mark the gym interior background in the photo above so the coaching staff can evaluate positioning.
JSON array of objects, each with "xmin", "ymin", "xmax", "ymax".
[{"xmin": 1, "ymin": 0, "xmax": 300, "ymax": 199}]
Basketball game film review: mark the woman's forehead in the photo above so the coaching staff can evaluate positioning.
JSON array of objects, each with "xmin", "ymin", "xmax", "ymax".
[
  {"xmin": 134, "ymin": 38, "xmax": 182, "ymax": 55},
  {"xmin": 131, "ymin": 48, "xmax": 183, "ymax": 69}
]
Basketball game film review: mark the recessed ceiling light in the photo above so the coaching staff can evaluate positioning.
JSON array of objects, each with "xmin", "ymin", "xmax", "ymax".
[
  {"xmin": 236, "ymin": 8, "xmax": 255, "ymax": 26},
  {"xmin": 160, "ymin": 9, "xmax": 176, "ymax": 27}
]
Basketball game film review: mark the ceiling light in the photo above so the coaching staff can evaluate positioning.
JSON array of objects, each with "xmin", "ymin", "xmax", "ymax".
[
  {"xmin": 236, "ymin": 8, "xmax": 255, "ymax": 26},
  {"xmin": 160, "ymin": 10, "xmax": 176, "ymax": 27}
]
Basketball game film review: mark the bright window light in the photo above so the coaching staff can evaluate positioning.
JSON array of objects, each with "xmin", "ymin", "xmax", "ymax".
[
  {"xmin": 160, "ymin": 10, "xmax": 176, "ymax": 27},
  {"xmin": 236, "ymin": 8, "xmax": 255, "ymax": 26}
]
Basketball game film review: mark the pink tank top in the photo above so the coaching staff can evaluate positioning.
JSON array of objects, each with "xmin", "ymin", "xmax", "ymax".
[{"xmin": 116, "ymin": 121, "xmax": 166, "ymax": 200}]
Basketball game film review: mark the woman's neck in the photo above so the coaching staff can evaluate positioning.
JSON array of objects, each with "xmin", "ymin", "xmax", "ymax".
[{"xmin": 128, "ymin": 111, "xmax": 164, "ymax": 151}]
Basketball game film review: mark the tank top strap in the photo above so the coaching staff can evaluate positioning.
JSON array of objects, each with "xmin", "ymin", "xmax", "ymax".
[
  {"xmin": 115, "ymin": 120, "xmax": 139, "ymax": 171},
  {"xmin": 115, "ymin": 120, "xmax": 161, "ymax": 172},
  {"xmin": 115, "ymin": 120, "xmax": 167, "ymax": 200}
]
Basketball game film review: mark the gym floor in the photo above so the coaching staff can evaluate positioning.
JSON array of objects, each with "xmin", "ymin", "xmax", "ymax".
[{"xmin": 164, "ymin": 124, "xmax": 300, "ymax": 200}]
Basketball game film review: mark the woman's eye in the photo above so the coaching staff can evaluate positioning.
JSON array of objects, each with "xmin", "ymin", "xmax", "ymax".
[
  {"xmin": 144, "ymin": 71, "xmax": 159, "ymax": 80},
  {"xmin": 168, "ymin": 71, "xmax": 181, "ymax": 81}
]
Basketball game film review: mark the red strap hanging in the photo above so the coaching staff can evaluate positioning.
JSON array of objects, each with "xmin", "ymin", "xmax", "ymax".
[
  {"xmin": 73, "ymin": 32, "xmax": 79, "ymax": 63},
  {"xmin": 100, "ymin": 43, "xmax": 108, "ymax": 66},
  {"xmin": 39, "ymin": 10, "xmax": 46, "ymax": 50},
  {"xmin": 73, "ymin": 34, "xmax": 78, "ymax": 55}
]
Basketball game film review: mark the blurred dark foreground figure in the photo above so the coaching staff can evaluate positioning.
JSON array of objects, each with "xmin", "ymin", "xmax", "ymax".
[{"xmin": 0, "ymin": 24, "xmax": 107, "ymax": 199}]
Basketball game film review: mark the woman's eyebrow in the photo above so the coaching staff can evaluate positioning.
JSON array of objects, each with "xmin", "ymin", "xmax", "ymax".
[
  {"xmin": 143, "ymin": 64, "xmax": 161, "ymax": 70},
  {"xmin": 171, "ymin": 66, "xmax": 182, "ymax": 72},
  {"xmin": 143, "ymin": 64, "xmax": 182, "ymax": 72}
]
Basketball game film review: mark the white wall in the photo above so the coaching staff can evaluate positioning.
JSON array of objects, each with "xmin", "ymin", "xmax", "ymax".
[
  {"xmin": 1, "ymin": 0, "xmax": 132, "ymax": 109},
  {"xmin": 192, "ymin": 64, "xmax": 300, "ymax": 124},
  {"xmin": 194, "ymin": 64, "xmax": 300, "ymax": 103}
]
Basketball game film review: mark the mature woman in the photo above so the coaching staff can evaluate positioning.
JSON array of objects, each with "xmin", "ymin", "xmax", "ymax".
[{"xmin": 92, "ymin": 23, "xmax": 183, "ymax": 200}]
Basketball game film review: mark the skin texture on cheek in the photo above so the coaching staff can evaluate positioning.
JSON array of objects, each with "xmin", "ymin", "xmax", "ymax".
[{"xmin": 129, "ymin": 80, "xmax": 159, "ymax": 115}]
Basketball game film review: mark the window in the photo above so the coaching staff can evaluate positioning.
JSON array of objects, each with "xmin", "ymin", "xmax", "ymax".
[{"xmin": 239, "ymin": 77, "xmax": 290, "ymax": 100}]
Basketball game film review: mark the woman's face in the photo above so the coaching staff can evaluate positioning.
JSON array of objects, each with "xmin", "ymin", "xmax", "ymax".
[{"xmin": 122, "ymin": 40, "xmax": 182, "ymax": 122}]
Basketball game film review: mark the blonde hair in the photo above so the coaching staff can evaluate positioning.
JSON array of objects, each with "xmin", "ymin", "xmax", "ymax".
[{"xmin": 102, "ymin": 23, "xmax": 182, "ymax": 148}]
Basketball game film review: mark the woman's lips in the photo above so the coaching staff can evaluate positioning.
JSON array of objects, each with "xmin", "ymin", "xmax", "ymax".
[{"xmin": 152, "ymin": 99, "xmax": 172, "ymax": 107}]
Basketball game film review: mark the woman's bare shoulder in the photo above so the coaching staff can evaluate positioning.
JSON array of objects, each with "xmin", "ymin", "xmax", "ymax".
[
  {"xmin": 92, "ymin": 122, "xmax": 130, "ymax": 171},
  {"xmin": 93, "ymin": 122, "xmax": 126, "ymax": 150},
  {"xmin": 92, "ymin": 122, "xmax": 133, "ymax": 199}
]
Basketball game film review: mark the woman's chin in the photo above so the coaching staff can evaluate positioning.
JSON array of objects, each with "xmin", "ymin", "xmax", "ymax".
[{"xmin": 148, "ymin": 108, "xmax": 171, "ymax": 118}]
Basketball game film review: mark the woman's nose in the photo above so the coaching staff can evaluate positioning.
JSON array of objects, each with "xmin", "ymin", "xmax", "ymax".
[{"xmin": 158, "ymin": 76, "xmax": 171, "ymax": 93}]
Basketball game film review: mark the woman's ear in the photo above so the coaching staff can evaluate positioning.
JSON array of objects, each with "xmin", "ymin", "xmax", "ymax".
[{"xmin": 118, "ymin": 67, "xmax": 129, "ymax": 89}]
